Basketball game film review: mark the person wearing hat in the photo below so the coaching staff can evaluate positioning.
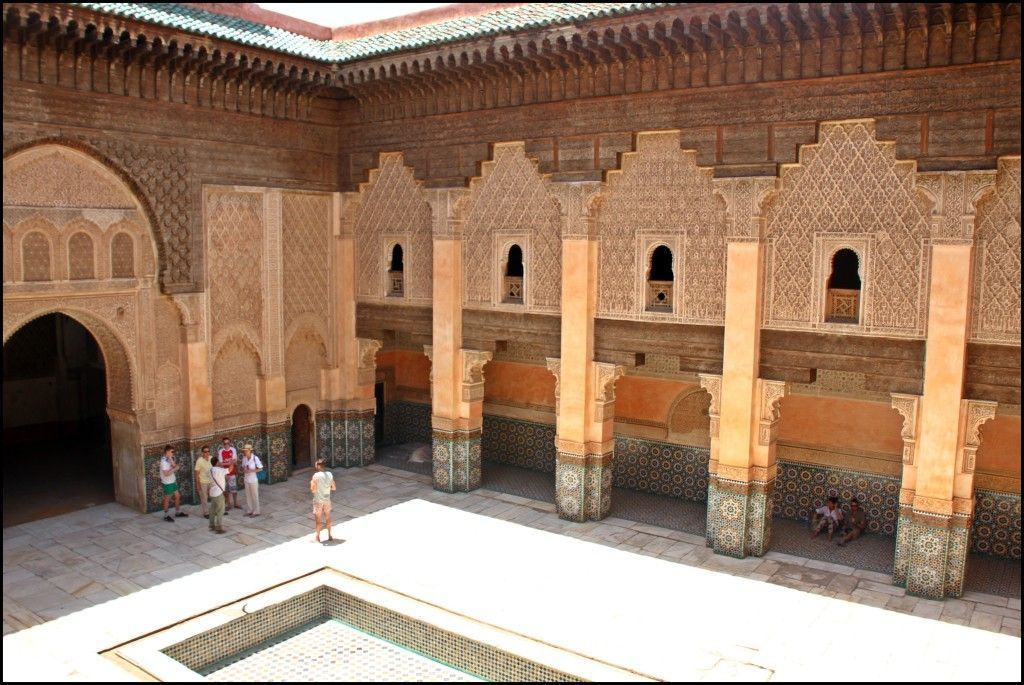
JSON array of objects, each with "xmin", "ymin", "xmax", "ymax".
[{"xmin": 240, "ymin": 443, "xmax": 264, "ymax": 517}]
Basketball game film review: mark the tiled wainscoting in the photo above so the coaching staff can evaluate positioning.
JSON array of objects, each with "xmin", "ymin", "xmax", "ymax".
[
  {"xmin": 383, "ymin": 401, "xmax": 431, "ymax": 446},
  {"xmin": 772, "ymin": 461, "xmax": 900, "ymax": 536},
  {"xmin": 482, "ymin": 415, "xmax": 556, "ymax": 472},
  {"xmin": 972, "ymin": 489, "xmax": 1022, "ymax": 559},
  {"xmin": 612, "ymin": 436, "xmax": 709, "ymax": 502}
]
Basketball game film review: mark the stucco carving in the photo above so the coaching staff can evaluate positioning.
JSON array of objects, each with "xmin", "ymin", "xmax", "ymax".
[
  {"xmin": 971, "ymin": 157, "xmax": 1021, "ymax": 344},
  {"xmin": 212, "ymin": 336, "xmax": 260, "ymax": 420},
  {"xmin": 891, "ymin": 393, "xmax": 921, "ymax": 465},
  {"xmin": 463, "ymin": 143, "xmax": 561, "ymax": 313},
  {"xmin": 961, "ymin": 399, "xmax": 998, "ymax": 475},
  {"xmin": 357, "ymin": 337, "xmax": 383, "ymax": 387},
  {"xmin": 757, "ymin": 379, "xmax": 788, "ymax": 446},
  {"xmin": 763, "ymin": 120, "xmax": 933, "ymax": 338},
  {"xmin": 461, "ymin": 348, "xmax": 493, "ymax": 402},
  {"xmin": 282, "ymin": 193, "xmax": 331, "ymax": 355},
  {"xmin": 353, "ymin": 153, "xmax": 432, "ymax": 302},
  {"xmin": 2, "ymin": 147, "xmax": 137, "ymax": 210},
  {"xmin": 285, "ymin": 328, "xmax": 328, "ymax": 392},
  {"xmin": 207, "ymin": 189, "xmax": 264, "ymax": 360},
  {"xmin": 545, "ymin": 357, "xmax": 561, "ymax": 413},
  {"xmin": 699, "ymin": 373, "xmax": 723, "ymax": 440},
  {"xmin": 916, "ymin": 169, "xmax": 997, "ymax": 243},
  {"xmin": 597, "ymin": 130, "xmax": 728, "ymax": 324},
  {"xmin": 549, "ymin": 182, "xmax": 602, "ymax": 239}
]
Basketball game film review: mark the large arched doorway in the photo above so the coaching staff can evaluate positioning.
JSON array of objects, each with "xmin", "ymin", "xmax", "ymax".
[
  {"xmin": 291, "ymin": 404, "xmax": 314, "ymax": 470},
  {"xmin": 3, "ymin": 313, "xmax": 112, "ymax": 526}
]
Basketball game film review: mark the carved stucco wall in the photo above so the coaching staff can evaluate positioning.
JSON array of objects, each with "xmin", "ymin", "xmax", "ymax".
[
  {"xmin": 206, "ymin": 189, "xmax": 265, "ymax": 404},
  {"xmin": 353, "ymin": 152, "xmax": 432, "ymax": 304},
  {"xmin": 597, "ymin": 130, "xmax": 728, "ymax": 324},
  {"xmin": 283, "ymin": 192, "xmax": 333, "ymax": 379},
  {"xmin": 3, "ymin": 131, "xmax": 196, "ymax": 291},
  {"xmin": 3, "ymin": 145, "xmax": 164, "ymax": 422},
  {"xmin": 463, "ymin": 143, "xmax": 561, "ymax": 313},
  {"xmin": 971, "ymin": 157, "xmax": 1021, "ymax": 345},
  {"xmin": 212, "ymin": 337, "xmax": 260, "ymax": 420},
  {"xmin": 763, "ymin": 120, "xmax": 933, "ymax": 338},
  {"xmin": 154, "ymin": 296, "xmax": 184, "ymax": 430}
]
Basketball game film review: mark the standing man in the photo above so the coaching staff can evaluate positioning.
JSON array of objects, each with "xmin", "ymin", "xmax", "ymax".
[
  {"xmin": 218, "ymin": 437, "xmax": 239, "ymax": 513},
  {"xmin": 160, "ymin": 445, "xmax": 188, "ymax": 522},
  {"xmin": 207, "ymin": 454, "xmax": 227, "ymax": 534},
  {"xmin": 310, "ymin": 459, "xmax": 336, "ymax": 543},
  {"xmin": 194, "ymin": 445, "xmax": 213, "ymax": 519},
  {"xmin": 241, "ymin": 444, "xmax": 263, "ymax": 517}
]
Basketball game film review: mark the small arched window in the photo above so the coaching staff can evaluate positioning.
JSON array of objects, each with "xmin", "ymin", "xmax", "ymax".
[
  {"xmin": 111, "ymin": 233, "xmax": 134, "ymax": 278},
  {"xmin": 825, "ymin": 248, "xmax": 861, "ymax": 323},
  {"xmin": 68, "ymin": 232, "xmax": 95, "ymax": 280},
  {"xmin": 646, "ymin": 245, "xmax": 674, "ymax": 312},
  {"xmin": 503, "ymin": 244, "xmax": 524, "ymax": 304},
  {"xmin": 388, "ymin": 244, "xmax": 404, "ymax": 297}
]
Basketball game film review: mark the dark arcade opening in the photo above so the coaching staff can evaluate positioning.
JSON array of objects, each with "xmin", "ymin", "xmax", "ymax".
[
  {"xmin": 291, "ymin": 404, "xmax": 313, "ymax": 470},
  {"xmin": 3, "ymin": 313, "xmax": 112, "ymax": 527}
]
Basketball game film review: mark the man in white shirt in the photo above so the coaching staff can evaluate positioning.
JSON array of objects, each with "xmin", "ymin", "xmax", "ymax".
[
  {"xmin": 207, "ymin": 454, "xmax": 227, "ymax": 534},
  {"xmin": 810, "ymin": 496, "xmax": 843, "ymax": 540},
  {"xmin": 159, "ymin": 445, "xmax": 188, "ymax": 523},
  {"xmin": 241, "ymin": 444, "xmax": 263, "ymax": 517}
]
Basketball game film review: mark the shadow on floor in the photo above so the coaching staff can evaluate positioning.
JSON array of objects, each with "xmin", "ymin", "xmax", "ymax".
[
  {"xmin": 966, "ymin": 554, "xmax": 1021, "ymax": 599},
  {"xmin": 768, "ymin": 517, "xmax": 895, "ymax": 574}
]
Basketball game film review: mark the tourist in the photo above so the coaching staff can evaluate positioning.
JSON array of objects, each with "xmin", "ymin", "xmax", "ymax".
[
  {"xmin": 810, "ymin": 496, "xmax": 842, "ymax": 540},
  {"xmin": 837, "ymin": 498, "xmax": 868, "ymax": 547},
  {"xmin": 241, "ymin": 444, "xmax": 263, "ymax": 517},
  {"xmin": 194, "ymin": 445, "xmax": 212, "ymax": 519},
  {"xmin": 159, "ymin": 445, "xmax": 188, "ymax": 522},
  {"xmin": 218, "ymin": 437, "xmax": 239, "ymax": 513},
  {"xmin": 207, "ymin": 454, "xmax": 227, "ymax": 534},
  {"xmin": 310, "ymin": 459, "xmax": 336, "ymax": 543}
]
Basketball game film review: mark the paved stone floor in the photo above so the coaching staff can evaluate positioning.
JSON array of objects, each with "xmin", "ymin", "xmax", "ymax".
[{"xmin": 3, "ymin": 460, "xmax": 1020, "ymax": 641}]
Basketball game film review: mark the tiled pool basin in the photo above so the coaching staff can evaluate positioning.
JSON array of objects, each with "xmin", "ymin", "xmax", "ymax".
[{"xmin": 108, "ymin": 569, "xmax": 646, "ymax": 682}]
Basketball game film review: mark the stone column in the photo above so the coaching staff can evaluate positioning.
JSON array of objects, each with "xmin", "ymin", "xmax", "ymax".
[
  {"xmin": 707, "ymin": 232, "xmax": 788, "ymax": 558},
  {"xmin": 321, "ymin": 191, "xmax": 382, "ymax": 468},
  {"xmin": 893, "ymin": 240, "xmax": 985, "ymax": 598},
  {"xmin": 425, "ymin": 189, "xmax": 489, "ymax": 493},
  {"xmin": 548, "ymin": 183, "xmax": 620, "ymax": 522}
]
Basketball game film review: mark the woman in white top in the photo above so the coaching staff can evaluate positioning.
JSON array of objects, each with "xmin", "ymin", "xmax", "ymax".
[{"xmin": 241, "ymin": 444, "xmax": 263, "ymax": 517}]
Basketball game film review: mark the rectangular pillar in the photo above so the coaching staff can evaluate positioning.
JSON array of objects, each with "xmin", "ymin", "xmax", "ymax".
[
  {"xmin": 895, "ymin": 242, "xmax": 980, "ymax": 598},
  {"xmin": 707, "ymin": 238, "xmax": 781, "ymax": 558}
]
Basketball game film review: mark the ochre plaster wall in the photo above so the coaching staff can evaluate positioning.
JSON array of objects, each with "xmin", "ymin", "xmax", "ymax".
[
  {"xmin": 975, "ymin": 415, "xmax": 1022, "ymax": 487},
  {"xmin": 379, "ymin": 349, "xmax": 431, "ymax": 390},
  {"xmin": 615, "ymin": 376, "xmax": 692, "ymax": 425},
  {"xmin": 777, "ymin": 395, "xmax": 905, "ymax": 458},
  {"xmin": 483, "ymin": 361, "xmax": 555, "ymax": 409}
]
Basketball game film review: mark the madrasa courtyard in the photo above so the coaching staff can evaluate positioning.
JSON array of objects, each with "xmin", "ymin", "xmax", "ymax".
[{"xmin": 2, "ymin": 1, "xmax": 1021, "ymax": 681}]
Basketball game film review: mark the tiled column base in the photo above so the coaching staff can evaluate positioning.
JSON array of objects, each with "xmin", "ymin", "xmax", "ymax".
[
  {"xmin": 555, "ymin": 451, "xmax": 613, "ymax": 522},
  {"xmin": 894, "ymin": 508, "xmax": 971, "ymax": 599},
  {"xmin": 316, "ymin": 410, "xmax": 375, "ymax": 468},
  {"xmin": 706, "ymin": 476, "xmax": 773, "ymax": 558},
  {"xmin": 432, "ymin": 428, "xmax": 481, "ymax": 493}
]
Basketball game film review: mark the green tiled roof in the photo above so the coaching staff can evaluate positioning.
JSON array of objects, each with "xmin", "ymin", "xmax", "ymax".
[{"xmin": 72, "ymin": 3, "xmax": 674, "ymax": 64}]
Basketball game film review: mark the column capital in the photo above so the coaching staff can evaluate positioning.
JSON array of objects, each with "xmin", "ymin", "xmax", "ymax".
[
  {"xmin": 757, "ymin": 378, "xmax": 788, "ymax": 446},
  {"xmin": 545, "ymin": 357, "xmax": 561, "ymax": 413},
  {"xmin": 891, "ymin": 392, "xmax": 921, "ymax": 465},
  {"xmin": 356, "ymin": 337, "xmax": 382, "ymax": 386},
  {"xmin": 961, "ymin": 398, "xmax": 998, "ymax": 473},
  {"xmin": 426, "ymin": 187, "xmax": 470, "ymax": 239},
  {"xmin": 460, "ymin": 348, "xmax": 492, "ymax": 402},
  {"xmin": 549, "ymin": 181, "xmax": 602, "ymax": 239},
  {"xmin": 593, "ymin": 361, "xmax": 624, "ymax": 424}
]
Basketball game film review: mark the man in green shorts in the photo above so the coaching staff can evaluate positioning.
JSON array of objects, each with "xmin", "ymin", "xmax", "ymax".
[
  {"xmin": 310, "ymin": 459, "xmax": 336, "ymax": 543},
  {"xmin": 160, "ymin": 444, "xmax": 188, "ymax": 522}
]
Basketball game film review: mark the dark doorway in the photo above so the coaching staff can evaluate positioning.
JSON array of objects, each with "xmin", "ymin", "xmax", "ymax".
[
  {"xmin": 374, "ymin": 382, "xmax": 385, "ymax": 446},
  {"xmin": 291, "ymin": 404, "xmax": 313, "ymax": 470},
  {"xmin": 3, "ymin": 313, "xmax": 112, "ymax": 526}
]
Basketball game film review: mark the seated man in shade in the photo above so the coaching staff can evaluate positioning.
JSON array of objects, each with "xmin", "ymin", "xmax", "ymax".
[
  {"xmin": 810, "ymin": 496, "xmax": 843, "ymax": 540},
  {"xmin": 837, "ymin": 497, "xmax": 867, "ymax": 547}
]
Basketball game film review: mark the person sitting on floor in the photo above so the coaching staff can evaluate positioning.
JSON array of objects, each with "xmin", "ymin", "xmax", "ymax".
[
  {"xmin": 810, "ymin": 496, "xmax": 843, "ymax": 540},
  {"xmin": 837, "ymin": 497, "xmax": 867, "ymax": 547}
]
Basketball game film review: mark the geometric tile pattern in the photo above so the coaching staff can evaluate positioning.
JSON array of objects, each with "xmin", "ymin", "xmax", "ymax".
[
  {"xmin": 383, "ymin": 401, "xmax": 432, "ymax": 446},
  {"xmin": 316, "ymin": 411, "xmax": 375, "ymax": 469},
  {"xmin": 895, "ymin": 511, "xmax": 971, "ymax": 599},
  {"xmin": 481, "ymin": 415, "xmax": 556, "ymax": 473},
  {"xmin": 480, "ymin": 461, "xmax": 555, "ymax": 503},
  {"xmin": 772, "ymin": 461, "xmax": 900, "ymax": 536},
  {"xmin": 612, "ymin": 436, "xmax": 709, "ymax": 501},
  {"xmin": 554, "ymin": 455, "xmax": 612, "ymax": 523},
  {"xmin": 204, "ymin": 619, "xmax": 480, "ymax": 682},
  {"xmin": 706, "ymin": 478, "xmax": 772, "ymax": 559},
  {"xmin": 964, "ymin": 553, "xmax": 1022, "ymax": 599},
  {"xmin": 972, "ymin": 489, "xmax": 1022, "ymax": 559},
  {"xmin": 432, "ymin": 428, "xmax": 481, "ymax": 493},
  {"xmin": 769, "ymin": 517, "xmax": 895, "ymax": 574}
]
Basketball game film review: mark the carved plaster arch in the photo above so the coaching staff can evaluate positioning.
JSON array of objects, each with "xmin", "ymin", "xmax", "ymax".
[
  {"xmin": 666, "ymin": 387, "xmax": 712, "ymax": 447},
  {"xmin": 3, "ymin": 307, "xmax": 138, "ymax": 413},
  {"xmin": 3, "ymin": 141, "xmax": 164, "ymax": 287},
  {"xmin": 211, "ymin": 323, "xmax": 264, "ymax": 375}
]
